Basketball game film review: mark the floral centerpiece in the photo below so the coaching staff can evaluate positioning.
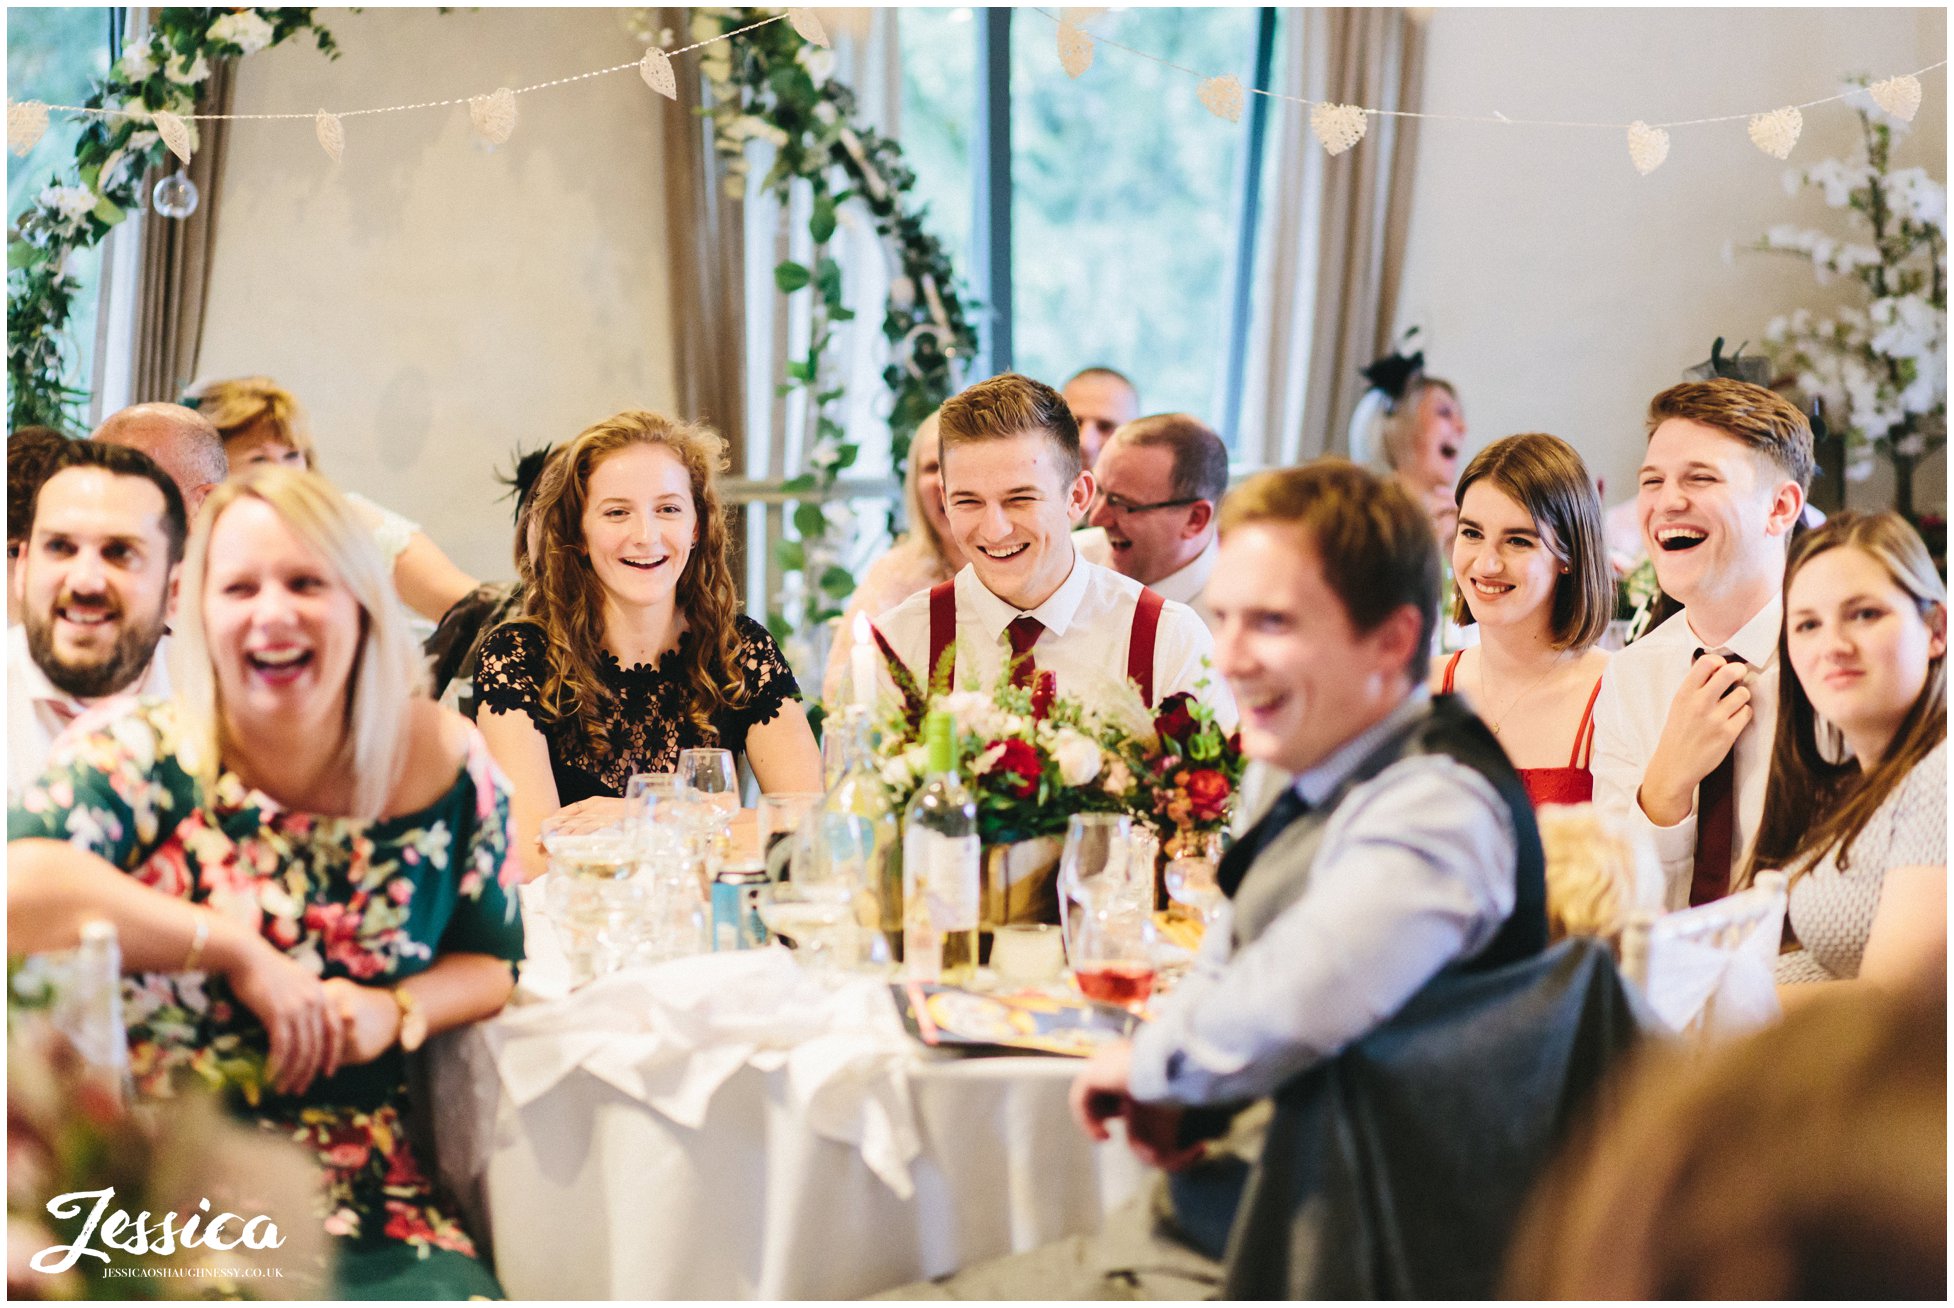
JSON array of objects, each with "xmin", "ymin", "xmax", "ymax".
[
  {"xmin": 1752, "ymin": 83, "xmax": 1946, "ymax": 520},
  {"xmin": 869, "ymin": 635, "xmax": 1244, "ymax": 924}
]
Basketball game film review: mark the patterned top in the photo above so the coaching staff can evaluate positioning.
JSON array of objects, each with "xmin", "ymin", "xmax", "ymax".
[
  {"xmin": 474, "ymin": 615, "xmax": 801, "ymax": 804},
  {"xmin": 7, "ymin": 699, "xmax": 525, "ymax": 1264},
  {"xmin": 1776, "ymin": 739, "xmax": 1946, "ymax": 983}
]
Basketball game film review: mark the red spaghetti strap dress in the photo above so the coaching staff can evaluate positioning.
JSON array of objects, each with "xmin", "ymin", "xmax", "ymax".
[{"xmin": 1441, "ymin": 650, "xmax": 1603, "ymax": 807}]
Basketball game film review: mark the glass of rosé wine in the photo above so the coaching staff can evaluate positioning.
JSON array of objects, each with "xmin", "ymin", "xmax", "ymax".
[{"xmin": 1064, "ymin": 903, "xmax": 1156, "ymax": 1015}]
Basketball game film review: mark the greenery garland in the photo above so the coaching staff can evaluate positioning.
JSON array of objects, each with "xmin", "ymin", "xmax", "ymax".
[
  {"xmin": 7, "ymin": 9, "xmax": 338, "ymax": 433},
  {"xmin": 687, "ymin": 7, "xmax": 980, "ymax": 649}
]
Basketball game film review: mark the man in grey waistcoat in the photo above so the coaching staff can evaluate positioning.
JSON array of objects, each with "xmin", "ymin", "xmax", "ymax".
[{"xmin": 890, "ymin": 460, "xmax": 1550, "ymax": 1299}]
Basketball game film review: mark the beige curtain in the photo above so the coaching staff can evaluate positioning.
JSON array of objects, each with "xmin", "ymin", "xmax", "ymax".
[
  {"xmin": 657, "ymin": 7, "xmax": 747, "ymax": 471},
  {"xmin": 129, "ymin": 57, "xmax": 234, "ymax": 404},
  {"xmin": 1239, "ymin": 9, "xmax": 1426, "ymax": 468}
]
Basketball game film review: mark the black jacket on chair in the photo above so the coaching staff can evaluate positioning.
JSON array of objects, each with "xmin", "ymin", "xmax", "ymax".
[{"xmin": 1220, "ymin": 936, "xmax": 1648, "ymax": 1300}]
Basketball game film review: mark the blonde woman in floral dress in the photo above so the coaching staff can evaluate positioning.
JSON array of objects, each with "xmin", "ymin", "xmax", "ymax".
[{"xmin": 8, "ymin": 467, "xmax": 522, "ymax": 1298}]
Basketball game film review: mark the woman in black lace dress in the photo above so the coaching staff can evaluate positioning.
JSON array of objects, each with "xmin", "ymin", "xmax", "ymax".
[{"xmin": 475, "ymin": 410, "xmax": 822, "ymax": 878}]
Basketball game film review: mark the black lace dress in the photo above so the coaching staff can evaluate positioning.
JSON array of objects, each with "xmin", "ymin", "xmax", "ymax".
[{"xmin": 474, "ymin": 615, "xmax": 801, "ymax": 804}]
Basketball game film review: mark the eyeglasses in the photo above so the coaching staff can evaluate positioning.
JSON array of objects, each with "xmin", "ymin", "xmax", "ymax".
[{"xmin": 1089, "ymin": 489, "xmax": 1203, "ymax": 516}]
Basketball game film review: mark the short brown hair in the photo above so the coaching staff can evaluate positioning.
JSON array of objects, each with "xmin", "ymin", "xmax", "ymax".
[
  {"xmin": 1451, "ymin": 433, "xmax": 1612, "ymax": 651},
  {"xmin": 1646, "ymin": 379, "xmax": 1815, "ymax": 492},
  {"xmin": 1219, "ymin": 459, "xmax": 1438, "ymax": 676},
  {"xmin": 8, "ymin": 426, "xmax": 68, "ymax": 548},
  {"xmin": 939, "ymin": 373, "xmax": 1082, "ymax": 485},
  {"xmin": 1114, "ymin": 413, "xmax": 1229, "ymax": 503}
]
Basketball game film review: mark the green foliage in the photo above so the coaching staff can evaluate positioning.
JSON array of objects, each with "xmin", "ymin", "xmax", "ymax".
[
  {"xmin": 8, "ymin": 9, "xmax": 338, "ymax": 429},
  {"xmin": 695, "ymin": 5, "xmax": 979, "ymax": 653}
]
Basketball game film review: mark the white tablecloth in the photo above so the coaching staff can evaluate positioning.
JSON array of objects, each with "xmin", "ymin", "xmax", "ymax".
[{"xmin": 428, "ymin": 890, "xmax": 1148, "ymax": 1299}]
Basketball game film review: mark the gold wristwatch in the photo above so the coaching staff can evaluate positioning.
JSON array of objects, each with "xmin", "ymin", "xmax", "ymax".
[{"xmin": 392, "ymin": 985, "xmax": 427, "ymax": 1053}]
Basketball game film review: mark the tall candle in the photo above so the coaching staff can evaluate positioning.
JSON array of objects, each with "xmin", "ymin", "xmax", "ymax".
[{"xmin": 852, "ymin": 612, "xmax": 876, "ymax": 707}]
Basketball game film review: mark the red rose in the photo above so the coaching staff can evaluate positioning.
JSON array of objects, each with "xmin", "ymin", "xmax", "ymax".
[
  {"xmin": 1153, "ymin": 693, "xmax": 1199, "ymax": 747},
  {"xmin": 1185, "ymin": 769, "xmax": 1231, "ymax": 824},
  {"xmin": 988, "ymin": 738, "xmax": 1043, "ymax": 799},
  {"xmin": 1029, "ymin": 671, "xmax": 1057, "ymax": 721}
]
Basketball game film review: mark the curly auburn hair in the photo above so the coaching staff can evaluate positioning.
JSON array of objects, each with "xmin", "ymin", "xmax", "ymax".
[{"xmin": 521, "ymin": 410, "xmax": 746, "ymax": 758}]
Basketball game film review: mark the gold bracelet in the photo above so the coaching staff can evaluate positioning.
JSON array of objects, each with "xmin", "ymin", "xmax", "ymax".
[{"xmin": 182, "ymin": 914, "xmax": 211, "ymax": 972}]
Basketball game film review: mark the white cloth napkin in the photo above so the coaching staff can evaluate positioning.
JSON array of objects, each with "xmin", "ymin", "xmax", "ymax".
[
  {"xmin": 482, "ymin": 918, "xmax": 927, "ymax": 1196},
  {"xmin": 1644, "ymin": 926, "xmax": 1782, "ymax": 1039}
]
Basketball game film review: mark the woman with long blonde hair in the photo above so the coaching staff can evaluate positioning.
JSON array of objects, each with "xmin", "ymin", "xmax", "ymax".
[
  {"xmin": 822, "ymin": 409, "xmax": 968, "ymax": 703},
  {"xmin": 1745, "ymin": 511, "xmax": 1946, "ymax": 996},
  {"xmin": 9, "ymin": 466, "xmax": 523, "ymax": 1297},
  {"xmin": 476, "ymin": 409, "xmax": 821, "ymax": 877},
  {"xmin": 186, "ymin": 375, "xmax": 479, "ymax": 622}
]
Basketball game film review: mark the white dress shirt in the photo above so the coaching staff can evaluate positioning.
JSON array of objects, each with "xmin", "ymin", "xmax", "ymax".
[
  {"xmin": 8, "ymin": 623, "xmax": 171, "ymax": 799},
  {"xmin": 1070, "ymin": 529, "xmax": 1217, "ymax": 631},
  {"xmin": 1128, "ymin": 690, "xmax": 1518, "ymax": 1105},
  {"xmin": 1590, "ymin": 598, "xmax": 1782, "ymax": 909},
  {"xmin": 873, "ymin": 546, "xmax": 1235, "ymax": 727}
]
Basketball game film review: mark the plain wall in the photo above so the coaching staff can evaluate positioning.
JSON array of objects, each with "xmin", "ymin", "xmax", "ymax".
[
  {"xmin": 199, "ymin": 7, "xmax": 680, "ymax": 583},
  {"xmin": 1395, "ymin": 6, "xmax": 1946, "ymax": 512}
]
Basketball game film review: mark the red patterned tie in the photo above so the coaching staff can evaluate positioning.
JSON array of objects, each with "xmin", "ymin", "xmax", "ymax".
[
  {"xmin": 1006, "ymin": 616, "xmax": 1044, "ymax": 689},
  {"xmin": 1689, "ymin": 649, "xmax": 1745, "ymax": 906}
]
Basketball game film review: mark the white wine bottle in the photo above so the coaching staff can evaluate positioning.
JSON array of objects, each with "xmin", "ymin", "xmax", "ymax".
[{"xmin": 902, "ymin": 711, "xmax": 979, "ymax": 984}]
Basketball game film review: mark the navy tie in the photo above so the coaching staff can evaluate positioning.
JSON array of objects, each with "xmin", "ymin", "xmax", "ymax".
[{"xmin": 1217, "ymin": 787, "xmax": 1312, "ymax": 899}]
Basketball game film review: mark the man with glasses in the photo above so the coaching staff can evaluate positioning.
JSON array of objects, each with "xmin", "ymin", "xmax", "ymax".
[{"xmin": 1084, "ymin": 414, "xmax": 1227, "ymax": 631}]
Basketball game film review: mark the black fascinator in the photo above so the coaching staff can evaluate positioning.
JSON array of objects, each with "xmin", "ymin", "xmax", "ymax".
[
  {"xmin": 1683, "ymin": 337, "xmax": 1771, "ymax": 385},
  {"xmin": 1359, "ymin": 327, "xmax": 1425, "ymax": 401},
  {"xmin": 498, "ymin": 443, "xmax": 557, "ymax": 524}
]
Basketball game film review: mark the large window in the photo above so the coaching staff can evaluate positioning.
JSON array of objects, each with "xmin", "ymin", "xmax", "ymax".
[
  {"xmin": 7, "ymin": 7, "xmax": 117, "ymax": 421},
  {"xmin": 899, "ymin": 7, "xmax": 1275, "ymax": 449}
]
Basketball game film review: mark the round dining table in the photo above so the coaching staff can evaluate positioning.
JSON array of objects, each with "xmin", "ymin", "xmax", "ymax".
[{"xmin": 426, "ymin": 885, "xmax": 1150, "ymax": 1299}]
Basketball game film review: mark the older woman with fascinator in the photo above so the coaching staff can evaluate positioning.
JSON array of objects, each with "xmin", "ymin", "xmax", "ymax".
[
  {"xmin": 1348, "ymin": 331, "xmax": 1469, "ymax": 532},
  {"xmin": 475, "ymin": 410, "xmax": 822, "ymax": 879},
  {"xmin": 1744, "ymin": 511, "xmax": 1946, "ymax": 998},
  {"xmin": 8, "ymin": 467, "xmax": 523, "ymax": 1298}
]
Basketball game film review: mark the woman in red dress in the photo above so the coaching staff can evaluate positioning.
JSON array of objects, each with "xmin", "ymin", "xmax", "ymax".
[{"xmin": 1431, "ymin": 433, "xmax": 1614, "ymax": 806}]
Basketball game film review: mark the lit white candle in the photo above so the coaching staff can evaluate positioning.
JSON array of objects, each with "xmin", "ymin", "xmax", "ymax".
[{"xmin": 852, "ymin": 612, "xmax": 876, "ymax": 707}]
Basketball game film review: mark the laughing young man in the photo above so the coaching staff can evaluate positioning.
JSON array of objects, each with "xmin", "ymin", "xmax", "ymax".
[
  {"xmin": 1590, "ymin": 379, "xmax": 1814, "ymax": 908},
  {"xmin": 8, "ymin": 441, "xmax": 186, "ymax": 796},
  {"xmin": 874, "ymin": 373, "xmax": 1230, "ymax": 723}
]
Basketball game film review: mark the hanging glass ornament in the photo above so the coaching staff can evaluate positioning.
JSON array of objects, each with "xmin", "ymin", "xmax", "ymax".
[{"xmin": 152, "ymin": 169, "xmax": 200, "ymax": 219}]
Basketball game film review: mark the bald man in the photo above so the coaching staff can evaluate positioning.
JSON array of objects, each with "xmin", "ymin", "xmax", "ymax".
[
  {"xmin": 92, "ymin": 402, "xmax": 227, "ymax": 518},
  {"xmin": 1062, "ymin": 367, "xmax": 1140, "ymax": 470}
]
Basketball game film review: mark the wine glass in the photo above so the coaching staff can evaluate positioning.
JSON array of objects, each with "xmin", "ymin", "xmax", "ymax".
[
  {"xmin": 1163, "ymin": 831, "xmax": 1225, "ymax": 928},
  {"xmin": 759, "ymin": 791, "xmax": 824, "ymax": 879},
  {"xmin": 678, "ymin": 747, "xmax": 740, "ymax": 869},
  {"xmin": 790, "ymin": 811, "xmax": 874, "ymax": 971},
  {"xmin": 1058, "ymin": 814, "xmax": 1137, "ymax": 938},
  {"xmin": 1064, "ymin": 902, "xmax": 1155, "ymax": 1014}
]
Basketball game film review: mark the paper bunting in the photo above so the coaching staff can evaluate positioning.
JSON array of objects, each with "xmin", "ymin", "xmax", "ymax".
[
  {"xmin": 8, "ymin": 99, "xmax": 49, "ymax": 156},
  {"xmin": 1626, "ymin": 121, "xmax": 1670, "ymax": 175},
  {"xmin": 151, "ymin": 109, "xmax": 194, "ymax": 164},
  {"xmin": 1198, "ymin": 75, "xmax": 1246, "ymax": 124},
  {"xmin": 469, "ymin": 88, "xmax": 517, "ymax": 145},
  {"xmin": 1309, "ymin": 102, "xmax": 1367, "ymax": 156},
  {"xmin": 1869, "ymin": 73, "xmax": 1923, "ymax": 122},
  {"xmin": 1058, "ymin": 23, "xmax": 1094, "ymax": 79},
  {"xmin": 1746, "ymin": 106, "xmax": 1801, "ymax": 160},
  {"xmin": 787, "ymin": 8, "xmax": 830, "ymax": 50},
  {"xmin": 640, "ymin": 47, "xmax": 678, "ymax": 101},
  {"xmin": 314, "ymin": 110, "xmax": 344, "ymax": 162}
]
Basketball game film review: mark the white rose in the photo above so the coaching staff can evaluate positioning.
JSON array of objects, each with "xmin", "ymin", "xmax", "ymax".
[
  {"xmin": 1101, "ymin": 758, "xmax": 1134, "ymax": 796},
  {"xmin": 39, "ymin": 184, "xmax": 97, "ymax": 221},
  {"xmin": 209, "ymin": 10, "xmax": 276, "ymax": 55},
  {"xmin": 164, "ymin": 51, "xmax": 210, "ymax": 85},
  {"xmin": 973, "ymin": 743, "xmax": 1006, "ymax": 776},
  {"xmin": 1052, "ymin": 731, "xmax": 1102, "ymax": 787},
  {"xmin": 118, "ymin": 42, "xmax": 159, "ymax": 81}
]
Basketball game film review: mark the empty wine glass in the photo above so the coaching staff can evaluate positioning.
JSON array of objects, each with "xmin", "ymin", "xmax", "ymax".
[
  {"xmin": 678, "ymin": 747, "xmax": 739, "ymax": 871},
  {"xmin": 1059, "ymin": 813, "xmax": 1135, "ymax": 916},
  {"xmin": 759, "ymin": 791, "xmax": 824, "ymax": 879},
  {"xmin": 1163, "ymin": 831, "xmax": 1225, "ymax": 927}
]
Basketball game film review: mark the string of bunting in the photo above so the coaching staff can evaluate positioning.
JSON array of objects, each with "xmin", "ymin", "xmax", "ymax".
[
  {"xmin": 1045, "ymin": 7, "xmax": 1944, "ymax": 174},
  {"xmin": 5, "ymin": 8, "xmax": 832, "ymax": 164}
]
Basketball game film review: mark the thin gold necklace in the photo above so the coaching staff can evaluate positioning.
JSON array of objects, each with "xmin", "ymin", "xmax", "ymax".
[{"xmin": 1476, "ymin": 649, "xmax": 1569, "ymax": 737}]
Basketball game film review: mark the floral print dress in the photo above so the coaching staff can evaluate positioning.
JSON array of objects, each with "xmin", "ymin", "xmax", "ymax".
[{"xmin": 8, "ymin": 699, "xmax": 525, "ymax": 1300}]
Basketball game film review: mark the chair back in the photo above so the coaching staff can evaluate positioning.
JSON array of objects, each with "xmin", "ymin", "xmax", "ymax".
[{"xmin": 1620, "ymin": 871, "xmax": 1787, "ymax": 1042}]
